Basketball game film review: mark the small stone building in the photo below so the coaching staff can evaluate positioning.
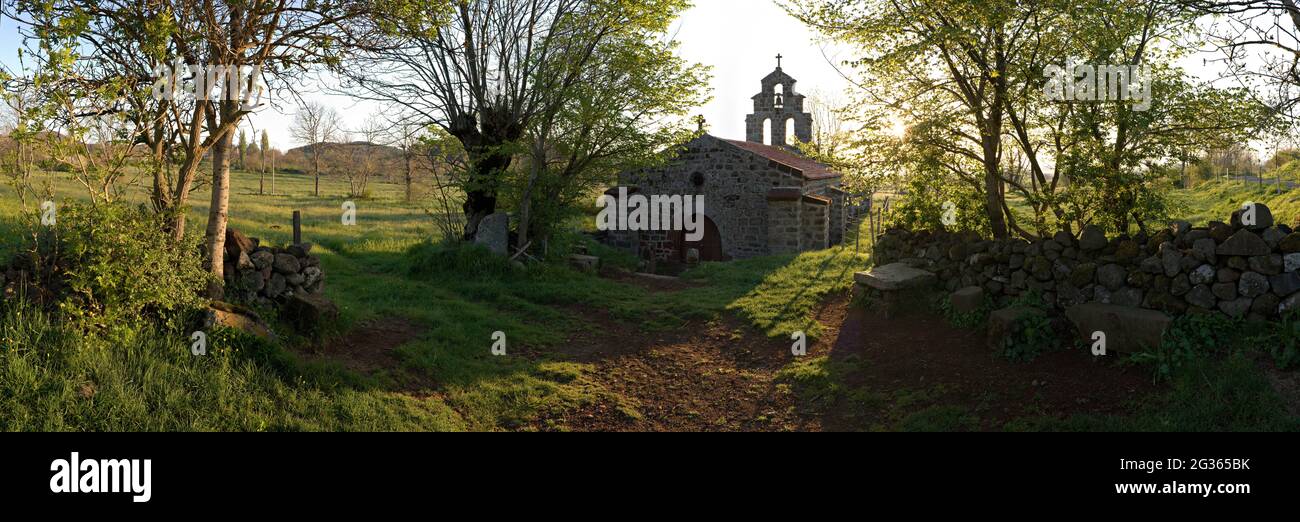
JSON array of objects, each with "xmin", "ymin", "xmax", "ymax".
[{"xmin": 606, "ymin": 60, "xmax": 846, "ymax": 262}]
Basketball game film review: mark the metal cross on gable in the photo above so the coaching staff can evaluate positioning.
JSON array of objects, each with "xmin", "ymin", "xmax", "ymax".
[{"xmin": 776, "ymin": 54, "xmax": 783, "ymax": 69}]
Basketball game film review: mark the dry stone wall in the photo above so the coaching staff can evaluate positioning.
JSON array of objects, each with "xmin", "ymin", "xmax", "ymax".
[
  {"xmin": 222, "ymin": 229, "xmax": 326, "ymax": 307},
  {"xmin": 873, "ymin": 205, "xmax": 1300, "ymax": 321}
]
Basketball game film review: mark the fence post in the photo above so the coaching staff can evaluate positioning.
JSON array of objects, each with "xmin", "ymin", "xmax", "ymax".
[{"xmin": 292, "ymin": 210, "xmax": 302, "ymax": 244}]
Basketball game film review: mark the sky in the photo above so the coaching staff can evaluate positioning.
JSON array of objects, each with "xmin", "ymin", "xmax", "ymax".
[
  {"xmin": 0, "ymin": 0, "xmax": 850, "ymax": 151},
  {"xmin": 0, "ymin": 2, "xmax": 1287, "ymax": 157}
]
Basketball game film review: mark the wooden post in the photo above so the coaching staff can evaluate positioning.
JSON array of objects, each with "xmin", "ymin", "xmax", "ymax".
[{"xmin": 292, "ymin": 210, "xmax": 302, "ymax": 244}]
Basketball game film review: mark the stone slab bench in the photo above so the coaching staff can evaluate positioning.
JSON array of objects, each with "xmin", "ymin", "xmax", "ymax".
[
  {"xmin": 854, "ymin": 263, "xmax": 938, "ymax": 291},
  {"xmin": 854, "ymin": 263, "xmax": 938, "ymax": 316}
]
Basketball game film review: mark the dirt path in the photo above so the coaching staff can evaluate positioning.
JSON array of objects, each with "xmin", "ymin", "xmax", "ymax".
[
  {"xmin": 296, "ymin": 316, "xmax": 437, "ymax": 392},
  {"xmin": 812, "ymin": 297, "xmax": 1155, "ymax": 430},
  {"xmin": 533, "ymin": 287, "xmax": 1157, "ymax": 432},
  {"xmin": 301, "ymin": 273, "xmax": 1158, "ymax": 431}
]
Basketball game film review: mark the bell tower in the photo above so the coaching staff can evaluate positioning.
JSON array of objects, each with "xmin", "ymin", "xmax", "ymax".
[{"xmin": 745, "ymin": 54, "xmax": 813, "ymax": 148}]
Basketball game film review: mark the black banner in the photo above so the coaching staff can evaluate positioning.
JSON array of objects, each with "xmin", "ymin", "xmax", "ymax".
[{"xmin": 0, "ymin": 433, "xmax": 1291, "ymax": 511}]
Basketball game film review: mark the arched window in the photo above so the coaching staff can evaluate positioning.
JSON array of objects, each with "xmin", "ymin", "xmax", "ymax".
[
  {"xmin": 763, "ymin": 118, "xmax": 772, "ymax": 146},
  {"xmin": 785, "ymin": 118, "xmax": 795, "ymax": 144},
  {"xmin": 773, "ymin": 84, "xmax": 785, "ymax": 110}
]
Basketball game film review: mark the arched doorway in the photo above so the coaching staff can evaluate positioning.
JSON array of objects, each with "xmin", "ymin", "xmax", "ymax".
[{"xmin": 671, "ymin": 215, "xmax": 726, "ymax": 262}]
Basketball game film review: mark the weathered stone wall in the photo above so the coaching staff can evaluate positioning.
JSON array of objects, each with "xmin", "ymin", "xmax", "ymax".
[
  {"xmin": 873, "ymin": 206, "xmax": 1300, "ymax": 320},
  {"xmin": 826, "ymin": 188, "xmax": 847, "ymax": 246},
  {"xmin": 767, "ymin": 198, "xmax": 801, "ymax": 255},
  {"xmin": 222, "ymin": 229, "xmax": 326, "ymax": 308},
  {"xmin": 801, "ymin": 198, "xmax": 829, "ymax": 251}
]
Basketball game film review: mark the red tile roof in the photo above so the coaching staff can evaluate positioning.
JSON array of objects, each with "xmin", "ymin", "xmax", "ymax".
[{"xmin": 722, "ymin": 138, "xmax": 842, "ymax": 181}]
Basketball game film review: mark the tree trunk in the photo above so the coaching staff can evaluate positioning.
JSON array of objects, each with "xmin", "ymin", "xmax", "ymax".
[
  {"xmin": 169, "ymin": 154, "xmax": 204, "ymax": 242},
  {"xmin": 204, "ymin": 128, "xmax": 234, "ymax": 299},
  {"xmin": 313, "ymin": 146, "xmax": 321, "ymax": 197},
  {"xmin": 982, "ymin": 138, "xmax": 1008, "ymax": 239},
  {"xmin": 404, "ymin": 152, "xmax": 414, "ymax": 203},
  {"xmin": 149, "ymin": 136, "xmax": 171, "ymax": 213}
]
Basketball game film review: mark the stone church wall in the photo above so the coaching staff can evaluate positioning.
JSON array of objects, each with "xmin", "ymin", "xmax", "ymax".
[
  {"xmin": 801, "ymin": 197, "xmax": 830, "ymax": 251},
  {"xmin": 619, "ymin": 136, "xmax": 804, "ymax": 260},
  {"xmin": 767, "ymin": 197, "xmax": 801, "ymax": 255}
]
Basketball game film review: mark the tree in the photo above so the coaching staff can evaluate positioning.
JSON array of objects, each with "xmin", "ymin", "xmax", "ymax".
[
  {"xmin": 344, "ymin": 0, "xmax": 697, "ymax": 240},
  {"xmin": 238, "ymin": 130, "xmax": 248, "ymax": 171},
  {"xmin": 392, "ymin": 121, "xmax": 425, "ymax": 203},
  {"xmin": 347, "ymin": 114, "xmax": 387, "ymax": 197},
  {"xmin": 789, "ymin": 0, "xmax": 1269, "ymax": 238},
  {"xmin": 292, "ymin": 102, "xmax": 342, "ymax": 197},
  {"xmin": 804, "ymin": 89, "xmax": 852, "ymax": 159},
  {"xmin": 5, "ymin": 0, "xmax": 398, "ymax": 298},
  {"xmin": 513, "ymin": 27, "xmax": 710, "ymax": 249},
  {"xmin": 260, "ymin": 129, "xmax": 270, "ymax": 195}
]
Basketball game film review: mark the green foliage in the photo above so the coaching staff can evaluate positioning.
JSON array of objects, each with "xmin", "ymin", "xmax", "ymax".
[
  {"xmin": 35, "ymin": 202, "xmax": 211, "ymax": 330},
  {"xmin": 886, "ymin": 162, "xmax": 990, "ymax": 236},
  {"xmin": 998, "ymin": 292, "xmax": 1055, "ymax": 363},
  {"xmin": 1131, "ymin": 313, "xmax": 1241, "ymax": 382},
  {"xmin": 0, "ymin": 299, "xmax": 462, "ymax": 431},
  {"xmin": 1255, "ymin": 311, "xmax": 1300, "ymax": 370},
  {"xmin": 938, "ymin": 294, "xmax": 990, "ymax": 329},
  {"xmin": 1000, "ymin": 309, "xmax": 1053, "ymax": 363}
]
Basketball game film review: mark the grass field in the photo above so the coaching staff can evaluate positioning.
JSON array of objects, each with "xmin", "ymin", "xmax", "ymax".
[
  {"xmin": 2, "ymin": 169, "xmax": 1298, "ymax": 431},
  {"xmin": 1169, "ymin": 179, "xmax": 1300, "ymax": 227},
  {"xmin": 0, "ymin": 168, "xmax": 864, "ymax": 430}
]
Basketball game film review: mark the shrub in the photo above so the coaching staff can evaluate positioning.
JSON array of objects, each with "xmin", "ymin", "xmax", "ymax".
[
  {"xmin": 998, "ymin": 291, "xmax": 1056, "ymax": 363},
  {"xmin": 1131, "ymin": 313, "xmax": 1242, "ymax": 381},
  {"xmin": 938, "ymin": 295, "xmax": 990, "ymax": 329},
  {"xmin": 1256, "ymin": 310, "xmax": 1300, "ymax": 370},
  {"xmin": 22, "ymin": 202, "xmax": 211, "ymax": 330},
  {"xmin": 1000, "ymin": 309, "xmax": 1054, "ymax": 362}
]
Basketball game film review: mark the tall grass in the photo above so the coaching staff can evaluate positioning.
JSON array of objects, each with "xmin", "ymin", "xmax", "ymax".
[{"xmin": 0, "ymin": 301, "xmax": 465, "ymax": 431}]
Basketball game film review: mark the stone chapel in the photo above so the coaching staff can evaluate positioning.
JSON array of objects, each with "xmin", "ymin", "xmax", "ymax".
[{"xmin": 605, "ymin": 56, "xmax": 847, "ymax": 263}]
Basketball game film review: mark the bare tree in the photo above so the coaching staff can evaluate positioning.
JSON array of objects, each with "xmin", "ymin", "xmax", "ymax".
[
  {"xmin": 292, "ymin": 101, "xmax": 342, "ymax": 197},
  {"xmin": 391, "ymin": 121, "xmax": 425, "ymax": 203},
  {"xmin": 348, "ymin": 114, "xmax": 387, "ymax": 197},
  {"xmin": 805, "ymin": 89, "xmax": 851, "ymax": 158}
]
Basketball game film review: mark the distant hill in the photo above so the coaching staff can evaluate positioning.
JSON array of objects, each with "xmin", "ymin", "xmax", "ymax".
[{"xmin": 288, "ymin": 141, "xmax": 404, "ymax": 160}]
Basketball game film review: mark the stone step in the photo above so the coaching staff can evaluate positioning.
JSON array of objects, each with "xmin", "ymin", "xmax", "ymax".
[{"xmin": 854, "ymin": 262, "xmax": 937, "ymax": 291}]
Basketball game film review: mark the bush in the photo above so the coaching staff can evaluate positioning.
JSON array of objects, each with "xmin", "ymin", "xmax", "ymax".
[
  {"xmin": 1256, "ymin": 310, "xmax": 1300, "ymax": 370},
  {"xmin": 998, "ymin": 292, "xmax": 1056, "ymax": 363},
  {"xmin": 1000, "ymin": 309, "xmax": 1054, "ymax": 362},
  {"xmin": 938, "ymin": 295, "xmax": 990, "ymax": 329},
  {"xmin": 1131, "ymin": 313, "xmax": 1242, "ymax": 381},
  {"xmin": 24, "ymin": 202, "xmax": 211, "ymax": 330}
]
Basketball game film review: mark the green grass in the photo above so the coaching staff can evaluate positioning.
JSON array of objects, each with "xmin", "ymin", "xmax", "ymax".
[
  {"xmin": 0, "ymin": 167, "xmax": 871, "ymax": 431},
  {"xmin": 1169, "ymin": 178, "xmax": 1300, "ymax": 227},
  {"xmin": 5, "ymin": 166, "xmax": 1297, "ymax": 432},
  {"xmin": 1005, "ymin": 354, "xmax": 1299, "ymax": 432}
]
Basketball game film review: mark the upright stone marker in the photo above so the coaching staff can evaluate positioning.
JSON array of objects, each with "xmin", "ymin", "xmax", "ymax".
[{"xmin": 476, "ymin": 212, "xmax": 510, "ymax": 255}]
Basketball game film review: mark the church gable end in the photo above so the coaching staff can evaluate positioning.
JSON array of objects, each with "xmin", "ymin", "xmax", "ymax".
[{"xmin": 605, "ymin": 57, "xmax": 845, "ymax": 264}]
